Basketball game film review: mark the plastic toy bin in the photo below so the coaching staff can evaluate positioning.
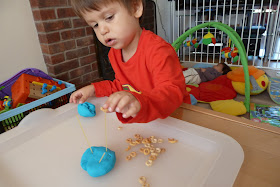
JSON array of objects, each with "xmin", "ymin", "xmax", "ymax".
[{"xmin": 0, "ymin": 79, "xmax": 76, "ymax": 134}]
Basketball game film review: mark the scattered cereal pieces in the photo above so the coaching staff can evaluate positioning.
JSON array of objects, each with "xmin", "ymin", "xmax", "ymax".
[
  {"xmin": 157, "ymin": 138, "xmax": 163, "ymax": 143},
  {"xmin": 145, "ymin": 160, "xmax": 153, "ymax": 167},
  {"xmin": 125, "ymin": 146, "xmax": 131, "ymax": 151},
  {"xmin": 130, "ymin": 151, "xmax": 137, "ymax": 157},
  {"xmin": 100, "ymin": 107, "xmax": 108, "ymax": 112},
  {"xmin": 134, "ymin": 134, "xmax": 141, "ymax": 139},
  {"xmin": 149, "ymin": 155, "xmax": 157, "ymax": 161},
  {"xmin": 117, "ymin": 126, "xmax": 123, "ymax": 130},
  {"xmin": 139, "ymin": 176, "xmax": 147, "ymax": 184},
  {"xmin": 126, "ymin": 155, "xmax": 132, "ymax": 161},
  {"xmin": 143, "ymin": 148, "xmax": 150, "ymax": 155},
  {"xmin": 125, "ymin": 134, "xmax": 172, "ymax": 169},
  {"xmin": 168, "ymin": 138, "xmax": 178, "ymax": 143},
  {"xmin": 155, "ymin": 148, "xmax": 161, "ymax": 153}
]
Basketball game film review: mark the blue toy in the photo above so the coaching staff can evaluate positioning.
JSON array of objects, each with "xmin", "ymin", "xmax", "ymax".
[
  {"xmin": 78, "ymin": 102, "xmax": 96, "ymax": 117},
  {"xmin": 41, "ymin": 83, "xmax": 48, "ymax": 94},
  {"xmin": 81, "ymin": 146, "xmax": 116, "ymax": 177},
  {"xmin": 49, "ymin": 85, "xmax": 57, "ymax": 92}
]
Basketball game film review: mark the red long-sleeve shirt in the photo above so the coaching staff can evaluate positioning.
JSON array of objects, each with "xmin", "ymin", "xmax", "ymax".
[{"xmin": 93, "ymin": 29, "xmax": 190, "ymax": 123}]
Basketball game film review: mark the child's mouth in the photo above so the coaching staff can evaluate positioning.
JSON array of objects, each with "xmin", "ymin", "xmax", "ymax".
[{"xmin": 105, "ymin": 38, "xmax": 116, "ymax": 46}]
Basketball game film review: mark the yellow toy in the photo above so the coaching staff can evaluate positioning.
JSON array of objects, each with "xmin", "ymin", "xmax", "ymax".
[{"xmin": 227, "ymin": 66, "xmax": 269, "ymax": 95}]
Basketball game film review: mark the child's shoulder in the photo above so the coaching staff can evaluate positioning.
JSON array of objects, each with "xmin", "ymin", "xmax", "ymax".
[
  {"xmin": 141, "ymin": 29, "xmax": 174, "ymax": 52},
  {"xmin": 143, "ymin": 29, "xmax": 168, "ymax": 45}
]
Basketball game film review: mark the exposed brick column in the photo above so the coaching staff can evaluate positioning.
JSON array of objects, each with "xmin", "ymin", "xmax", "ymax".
[{"xmin": 29, "ymin": 0, "xmax": 100, "ymax": 89}]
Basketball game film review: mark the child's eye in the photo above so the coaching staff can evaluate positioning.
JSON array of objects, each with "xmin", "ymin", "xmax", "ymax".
[
  {"xmin": 105, "ymin": 15, "xmax": 114, "ymax": 21},
  {"xmin": 92, "ymin": 23, "xmax": 98, "ymax": 29}
]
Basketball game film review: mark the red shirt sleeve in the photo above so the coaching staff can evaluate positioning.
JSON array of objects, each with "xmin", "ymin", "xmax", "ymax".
[{"xmin": 92, "ymin": 79, "xmax": 123, "ymax": 97}]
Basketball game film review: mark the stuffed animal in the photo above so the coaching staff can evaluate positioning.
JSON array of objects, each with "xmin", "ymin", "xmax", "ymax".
[{"xmin": 227, "ymin": 66, "xmax": 269, "ymax": 95}]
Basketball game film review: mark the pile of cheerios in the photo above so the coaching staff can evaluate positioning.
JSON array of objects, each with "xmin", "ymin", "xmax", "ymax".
[
  {"xmin": 125, "ymin": 134, "xmax": 171, "ymax": 167},
  {"xmin": 125, "ymin": 134, "xmax": 178, "ymax": 186}
]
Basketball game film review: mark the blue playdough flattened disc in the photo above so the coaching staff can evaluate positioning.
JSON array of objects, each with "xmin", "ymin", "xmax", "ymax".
[
  {"xmin": 81, "ymin": 146, "xmax": 116, "ymax": 177},
  {"xmin": 78, "ymin": 102, "xmax": 96, "ymax": 117}
]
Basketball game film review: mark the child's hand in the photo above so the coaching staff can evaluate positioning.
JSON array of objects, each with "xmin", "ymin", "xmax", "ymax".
[
  {"xmin": 200, "ymin": 68, "xmax": 206, "ymax": 72},
  {"xmin": 69, "ymin": 85, "xmax": 95, "ymax": 104},
  {"xmin": 102, "ymin": 91, "xmax": 140, "ymax": 118}
]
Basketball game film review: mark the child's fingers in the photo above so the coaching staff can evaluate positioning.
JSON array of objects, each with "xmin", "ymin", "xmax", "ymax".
[
  {"xmin": 78, "ymin": 96, "xmax": 87, "ymax": 104},
  {"xmin": 105, "ymin": 93, "xmax": 123, "ymax": 112},
  {"xmin": 69, "ymin": 93, "xmax": 77, "ymax": 103},
  {"xmin": 115, "ymin": 95, "xmax": 132, "ymax": 113},
  {"xmin": 122, "ymin": 104, "xmax": 138, "ymax": 118}
]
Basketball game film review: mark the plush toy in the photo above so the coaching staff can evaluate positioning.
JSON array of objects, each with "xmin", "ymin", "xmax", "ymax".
[
  {"xmin": 184, "ymin": 38, "xmax": 200, "ymax": 48},
  {"xmin": 221, "ymin": 47, "xmax": 239, "ymax": 63},
  {"xmin": 202, "ymin": 31, "xmax": 216, "ymax": 45},
  {"xmin": 227, "ymin": 66, "xmax": 269, "ymax": 95},
  {"xmin": 184, "ymin": 30, "xmax": 216, "ymax": 49}
]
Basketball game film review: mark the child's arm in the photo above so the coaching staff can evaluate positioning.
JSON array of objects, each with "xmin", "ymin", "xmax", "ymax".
[{"xmin": 202, "ymin": 68, "xmax": 221, "ymax": 81}]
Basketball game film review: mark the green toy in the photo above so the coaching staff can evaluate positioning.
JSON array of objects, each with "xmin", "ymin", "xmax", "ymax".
[{"xmin": 172, "ymin": 22, "xmax": 250, "ymax": 112}]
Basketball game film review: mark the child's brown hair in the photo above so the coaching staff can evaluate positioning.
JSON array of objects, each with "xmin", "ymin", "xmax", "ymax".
[
  {"xmin": 221, "ymin": 63, "xmax": 232, "ymax": 75},
  {"xmin": 71, "ymin": 0, "xmax": 145, "ymax": 19}
]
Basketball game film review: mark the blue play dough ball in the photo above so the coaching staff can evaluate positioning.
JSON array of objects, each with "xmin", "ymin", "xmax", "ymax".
[
  {"xmin": 81, "ymin": 146, "xmax": 116, "ymax": 177},
  {"xmin": 78, "ymin": 102, "xmax": 96, "ymax": 117}
]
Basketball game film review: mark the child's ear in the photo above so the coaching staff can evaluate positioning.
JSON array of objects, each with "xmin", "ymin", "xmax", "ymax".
[{"xmin": 133, "ymin": 1, "xmax": 143, "ymax": 18}]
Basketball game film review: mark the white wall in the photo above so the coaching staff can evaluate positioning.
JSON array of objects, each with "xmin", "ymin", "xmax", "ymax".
[{"xmin": 0, "ymin": 0, "xmax": 47, "ymax": 83}]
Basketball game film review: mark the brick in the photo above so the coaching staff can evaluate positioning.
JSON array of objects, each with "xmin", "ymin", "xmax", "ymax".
[
  {"xmin": 29, "ymin": 0, "xmax": 39, "ymax": 8},
  {"xmin": 76, "ymin": 36, "xmax": 94, "ymax": 47},
  {"xmin": 60, "ymin": 30, "xmax": 73, "ymax": 40},
  {"xmin": 86, "ymin": 27, "xmax": 93, "ymax": 35},
  {"xmin": 43, "ymin": 53, "xmax": 65, "ymax": 65},
  {"xmin": 57, "ymin": 8, "xmax": 76, "ymax": 18},
  {"xmin": 31, "ymin": 0, "xmax": 67, "ymax": 8},
  {"xmin": 80, "ymin": 54, "xmax": 96, "ymax": 66},
  {"xmin": 77, "ymin": 47, "xmax": 90, "ymax": 56},
  {"xmin": 43, "ymin": 40, "xmax": 76, "ymax": 55},
  {"xmin": 73, "ymin": 28, "xmax": 86, "ymax": 38},
  {"xmin": 32, "ymin": 9, "xmax": 56, "ymax": 21},
  {"xmin": 47, "ymin": 59, "xmax": 79, "ymax": 74},
  {"xmin": 48, "ymin": 43, "xmax": 65, "ymax": 54},
  {"xmin": 35, "ymin": 22, "xmax": 45, "ymax": 32},
  {"xmin": 38, "ymin": 32, "xmax": 60, "ymax": 44},
  {"xmin": 64, "ymin": 40, "xmax": 76, "ymax": 50},
  {"xmin": 54, "ymin": 72, "xmax": 70, "ymax": 81},
  {"xmin": 69, "ymin": 77, "xmax": 83, "ymax": 88},
  {"xmin": 69, "ymin": 65, "xmax": 92, "ymax": 79},
  {"xmin": 83, "ymin": 71, "xmax": 99, "ymax": 83},
  {"xmin": 91, "ymin": 62, "xmax": 98, "ymax": 71},
  {"xmin": 61, "ymin": 28, "xmax": 86, "ymax": 40},
  {"xmin": 40, "ymin": 44, "xmax": 51, "ymax": 54},
  {"xmin": 65, "ymin": 50, "xmax": 77, "ymax": 60},
  {"xmin": 66, "ymin": 47, "xmax": 89, "ymax": 60},
  {"xmin": 73, "ymin": 18, "xmax": 88, "ymax": 28},
  {"xmin": 42, "ymin": 20, "xmax": 71, "ymax": 32},
  {"xmin": 89, "ymin": 45, "xmax": 96, "ymax": 53}
]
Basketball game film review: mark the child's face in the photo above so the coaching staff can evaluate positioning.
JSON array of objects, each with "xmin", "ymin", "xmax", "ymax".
[
  {"xmin": 213, "ymin": 64, "xmax": 224, "ymax": 73},
  {"xmin": 82, "ymin": 1, "xmax": 143, "ymax": 52}
]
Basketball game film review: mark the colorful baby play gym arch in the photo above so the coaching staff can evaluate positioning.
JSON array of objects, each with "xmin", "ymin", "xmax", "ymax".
[{"xmin": 172, "ymin": 22, "xmax": 250, "ymax": 111}]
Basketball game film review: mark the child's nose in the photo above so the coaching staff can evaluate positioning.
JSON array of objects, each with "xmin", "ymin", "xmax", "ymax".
[{"xmin": 100, "ymin": 24, "xmax": 109, "ymax": 35}]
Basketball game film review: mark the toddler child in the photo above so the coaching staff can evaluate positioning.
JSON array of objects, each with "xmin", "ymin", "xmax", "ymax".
[
  {"xmin": 183, "ymin": 63, "xmax": 231, "ymax": 84},
  {"xmin": 69, "ymin": 0, "xmax": 191, "ymax": 123}
]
